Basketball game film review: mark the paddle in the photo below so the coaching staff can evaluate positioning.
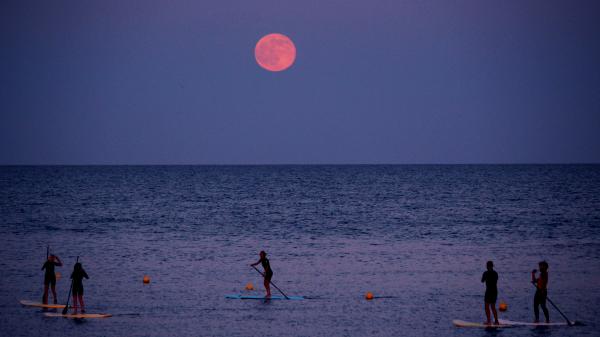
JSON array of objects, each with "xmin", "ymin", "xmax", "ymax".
[
  {"xmin": 531, "ymin": 281, "xmax": 575, "ymax": 326},
  {"xmin": 251, "ymin": 265, "xmax": 290, "ymax": 299},
  {"xmin": 62, "ymin": 256, "xmax": 79, "ymax": 315}
]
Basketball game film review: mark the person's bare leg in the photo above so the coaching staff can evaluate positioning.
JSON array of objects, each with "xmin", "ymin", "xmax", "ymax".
[
  {"xmin": 484, "ymin": 303, "xmax": 491, "ymax": 324},
  {"xmin": 72, "ymin": 296, "xmax": 78, "ymax": 314},
  {"xmin": 492, "ymin": 305, "xmax": 499, "ymax": 324},
  {"xmin": 541, "ymin": 301, "xmax": 549, "ymax": 323},
  {"xmin": 264, "ymin": 279, "xmax": 271, "ymax": 297},
  {"xmin": 43, "ymin": 285, "xmax": 49, "ymax": 304},
  {"xmin": 78, "ymin": 295, "xmax": 85, "ymax": 313},
  {"xmin": 51, "ymin": 285, "xmax": 58, "ymax": 304}
]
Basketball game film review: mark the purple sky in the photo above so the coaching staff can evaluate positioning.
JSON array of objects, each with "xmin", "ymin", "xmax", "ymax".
[{"xmin": 1, "ymin": 0, "xmax": 599, "ymax": 164}]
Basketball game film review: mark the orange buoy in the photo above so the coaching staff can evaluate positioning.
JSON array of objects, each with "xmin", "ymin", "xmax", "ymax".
[
  {"xmin": 143, "ymin": 275, "xmax": 150, "ymax": 284},
  {"xmin": 245, "ymin": 282, "xmax": 254, "ymax": 290},
  {"xmin": 499, "ymin": 301, "xmax": 508, "ymax": 312},
  {"xmin": 365, "ymin": 292, "xmax": 374, "ymax": 300},
  {"xmin": 55, "ymin": 272, "xmax": 61, "ymax": 280}
]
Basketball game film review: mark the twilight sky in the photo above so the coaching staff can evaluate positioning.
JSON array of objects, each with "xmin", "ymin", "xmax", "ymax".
[{"xmin": 1, "ymin": 0, "xmax": 599, "ymax": 164}]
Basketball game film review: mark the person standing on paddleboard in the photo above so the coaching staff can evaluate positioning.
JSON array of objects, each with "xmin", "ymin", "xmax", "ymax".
[
  {"xmin": 531, "ymin": 261, "xmax": 550, "ymax": 323},
  {"xmin": 42, "ymin": 255, "xmax": 63, "ymax": 304},
  {"xmin": 481, "ymin": 261, "xmax": 500, "ymax": 325},
  {"xmin": 251, "ymin": 251, "xmax": 273, "ymax": 298},
  {"xmin": 70, "ymin": 262, "xmax": 89, "ymax": 314}
]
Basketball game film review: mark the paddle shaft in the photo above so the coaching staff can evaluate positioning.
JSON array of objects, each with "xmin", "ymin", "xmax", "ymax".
[
  {"xmin": 532, "ymin": 282, "xmax": 573, "ymax": 326},
  {"xmin": 546, "ymin": 297, "xmax": 573, "ymax": 326},
  {"xmin": 251, "ymin": 265, "xmax": 289, "ymax": 299},
  {"xmin": 62, "ymin": 256, "xmax": 79, "ymax": 314}
]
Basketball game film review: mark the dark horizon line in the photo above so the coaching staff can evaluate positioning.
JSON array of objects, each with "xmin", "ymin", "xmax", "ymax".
[{"xmin": 1, "ymin": 162, "xmax": 599, "ymax": 167}]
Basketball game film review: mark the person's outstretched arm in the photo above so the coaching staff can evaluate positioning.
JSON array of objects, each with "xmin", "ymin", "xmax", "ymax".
[
  {"xmin": 83, "ymin": 270, "xmax": 89, "ymax": 279},
  {"xmin": 54, "ymin": 256, "xmax": 63, "ymax": 266}
]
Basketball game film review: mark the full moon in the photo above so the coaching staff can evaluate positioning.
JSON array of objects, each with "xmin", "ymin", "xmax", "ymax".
[{"xmin": 254, "ymin": 33, "xmax": 296, "ymax": 72}]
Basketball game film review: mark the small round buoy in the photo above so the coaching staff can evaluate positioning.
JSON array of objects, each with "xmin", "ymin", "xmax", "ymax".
[
  {"xmin": 143, "ymin": 275, "xmax": 150, "ymax": 284},
  {"xmin": 55, "ymin": 272, "xmax": 61, "ymax": 280},
  {"xmin": 245, "ymin": 282, "xmax": 254, "ymax": 290},
  {"xmin": 365, "ymin": 292, "xmax": 374, "ymax": 300},
  {"xmin": 499, "ymin": 301, "xmax": 508, "ymax": 312}
]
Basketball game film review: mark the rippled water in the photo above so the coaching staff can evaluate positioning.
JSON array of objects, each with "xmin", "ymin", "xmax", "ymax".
[{"xmin": 1, "ymin": 165, "xmax": 599, "ymax": 336}]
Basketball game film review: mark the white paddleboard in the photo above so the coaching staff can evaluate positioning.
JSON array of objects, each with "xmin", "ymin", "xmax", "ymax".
[
  {"xmin": 20, "ymin": 300, "xmax": 66, "ymax": 309},
  {"xmin": 225, "ymin": 294, "xmax": 304, "ymax": 300},
  {"xmin": 454, "ymin": 318, "xmax": 578, "ymax": 328},
  {"xmin": 498, "ymin": 319, "xmax": 576, "ymax": 326},
  {"xmin": 453, "ymin": 319, "xmax": 514, "ymax": 328},
  {"xmin": 44, "ymin": 312, "xmax": 112, "ymax": 319}
]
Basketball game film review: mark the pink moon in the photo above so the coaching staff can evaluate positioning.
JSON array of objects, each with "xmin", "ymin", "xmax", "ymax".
[{"xmin": 254, "ymin": 33, "xmax": 296, "ymax": 72}]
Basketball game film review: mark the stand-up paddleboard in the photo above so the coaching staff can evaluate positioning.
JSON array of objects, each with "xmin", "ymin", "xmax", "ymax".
[
  {"xmin": 20, "ymin": 300, "xmax": 66, "ymax": 309},
  {"xmin": 498, "ymin": 319, "xmax": 579, "ymax": 326},
  {"xmin": 453, "ymin": 320, "xmax": 514, "ymax": 328},
  {"xmin": 454, "ymin": 319, "xmax": 580, "ymax": 328},
  {"xmin": 44, "ymin": 312, "xmax": 112, "ymax": 319},
  {"xmin": 225, "ymin": 294, "xmax": 304, "ymax": 300}
]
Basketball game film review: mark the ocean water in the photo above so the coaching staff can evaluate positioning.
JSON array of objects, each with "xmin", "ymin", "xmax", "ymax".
[{"xmin": 0, "ymin": 165, "xmax": 599, "ymax": 337}]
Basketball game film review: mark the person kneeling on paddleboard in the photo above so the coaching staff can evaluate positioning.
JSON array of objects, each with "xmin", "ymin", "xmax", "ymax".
[
  {"xmin": 71, "ymin": 262, "xmax": 89, "ymax": 314},
  {"xmin": 531, "ymin": 261, "xmax": 550, "ymax": 323},
  {"xmin": 42, "ymin": 255, "xmax": 63, "ymax": 304},
  {"xmin": 251, "ymin": 251, "xmax": 273, "ymax": 298},
  {"xmin": 481, "ymin": 261, "xmax": 500, "ymax": 325}
]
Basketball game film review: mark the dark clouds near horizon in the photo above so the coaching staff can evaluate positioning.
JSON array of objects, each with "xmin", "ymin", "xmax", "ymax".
[{"xmin": 1, "ymin": 0, "xmax": 599, "ymax": 164}]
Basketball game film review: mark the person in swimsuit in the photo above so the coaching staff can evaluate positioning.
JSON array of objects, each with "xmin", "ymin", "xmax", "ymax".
[
  {"xmin": 251, "ymin": 251, "xmax": 273, "ymax": 298},
  {"xmin": 70, "ymin": 262, "xmax": 89, "ymax": 313},
  {"xmin": 481, "ymin": 260, "xmax": 499, "ymax": 325},
  {"xmin": 41, "ymin": 254, "xmax": 62, "ymax": 304},
  {"xmin": 532, "ymin": 261, "xmax": 549, "ymax": 323}
]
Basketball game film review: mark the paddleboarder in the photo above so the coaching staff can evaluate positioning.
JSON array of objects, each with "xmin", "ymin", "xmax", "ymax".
[
  {"xmin": 42, "ymin": 254, "xmax": 63, "ymax": 304},
  {"xmin": 70, "ymin": 262, "xmax": 89, "ymax": 313},
  {"xmin": 481, "ymin": 260, "xmax": 500, "ymax": 325},
  {"xmin": 532, "ymin": 261, "xmax": 550, "ymax": 323},
  {"xmin": 250, "ymin": 251, "xmax": 273, "ymax": 298}
]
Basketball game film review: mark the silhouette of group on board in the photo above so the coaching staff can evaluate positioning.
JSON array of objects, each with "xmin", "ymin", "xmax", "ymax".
[
  {"xmin": 42, "ymin": 254, "xmax": 88, "ymax": 314},
  {"xmin": 482, "ymin": 260, "xmax": 551, "ymax": 325},
  {"xmin": 41, "ymin": 250, "xmax": 554, "ymax": 323}
]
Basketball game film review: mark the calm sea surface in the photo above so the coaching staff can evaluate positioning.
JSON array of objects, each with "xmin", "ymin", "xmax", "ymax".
[{"xmin": 1, "ymin": 165, "xmax": 599, "ymax": 336}]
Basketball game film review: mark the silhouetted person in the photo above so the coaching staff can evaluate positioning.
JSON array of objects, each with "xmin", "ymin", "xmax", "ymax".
[
  {"xmin": 70, "ymin": 262, "xmax": 89, "ymax": 313},
  {"xmin": 532, "ymin": 261, "xmax": 550, "ymax": 323},
  {"xmin": 251, "ymin": 251, "xmax": 273, "ymax": 297},
  {"xmin": 481, "ymin": 261, "xmax": 500, "ymax": 325},
  {"xmin": 42, "ymin": 255, "xmax": 62, "ymax": 304}
]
